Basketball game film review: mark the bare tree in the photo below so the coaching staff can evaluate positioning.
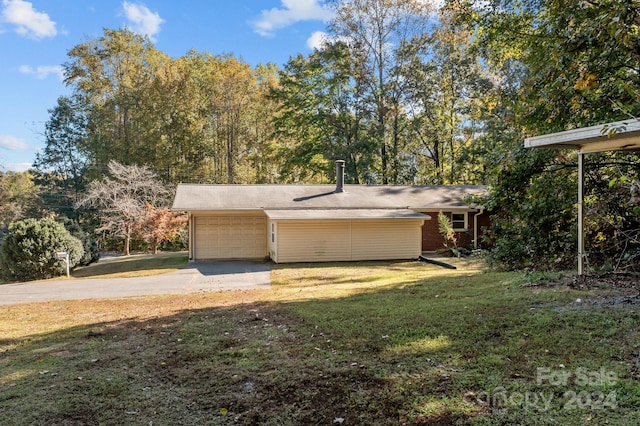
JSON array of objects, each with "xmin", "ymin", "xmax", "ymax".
[{"xmin": 76, "ymin": 161, "xmax": 170, "ymax": 255}]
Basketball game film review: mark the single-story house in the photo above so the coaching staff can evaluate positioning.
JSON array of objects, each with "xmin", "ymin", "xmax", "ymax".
[{"xmin": 172, "ymin": 161, "xmax": 488, "ymax": 263}]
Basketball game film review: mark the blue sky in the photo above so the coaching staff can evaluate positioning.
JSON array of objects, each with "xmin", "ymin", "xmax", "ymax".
[{"xmin": 0, "ymin": 0, "xmax": 333, "ymax": 172}]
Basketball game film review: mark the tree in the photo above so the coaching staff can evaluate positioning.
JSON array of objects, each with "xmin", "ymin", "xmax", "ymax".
[
  {"xmin": 33, "ymin": 95, "xmax": 91, "ymax": 218},
  {"xmin": 438, "ymin": 211, "xmax": 459, "ymax": 254},
  {"xmin": 247, "ymin": 62, "xmax": 281, "ymax": 183},
  {"xmin": 139, "ymin": 51, "xmax": 215, "ymax": 183},
  {"xmin": 133, "ymin": 204, "xmax": 187, "ymax": 254},
  {"xmin": 328, "ymin": 0, "xmax": 433, "ymax": 183},
  {"xmin": 271, "ymin": 42, "xmax": 376, "ymax": 183},
  {"xmin": 0, "ymin": 171, "xmax": 43, "ymax": 232},
  {"xmin": 76, "ymin": 161, "xmax": 170, "ymax": 256},
  {"xmin": 58, "ymin": 29, "xmax": 277, "ymax": 186},
  {"xmin": 210, "ymin": 56, "xmax": 255, "ymax": 183},
  {"xmin": 64, "ymin": 28, "xmax": 170, "ymax": 171},
  {"xmin": 398, "ymin": 5, "xmax": 493, "ymax": 184},
  {"xmin": 462, "ymin": 0, "xmax": 640, "ymax": 270},
  {"xmin": 0, "ymin": 218, "xmax": 84, "ymax": 282}
]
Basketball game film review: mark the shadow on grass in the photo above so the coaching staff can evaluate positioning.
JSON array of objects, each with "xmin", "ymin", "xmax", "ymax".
[
  {"xmin": 71, "ymin": 252, "xmax": 189, "ymax": 278},
  {"xmin": 1, "ymin": 270, "xmax": 638, "ymax": 425}
]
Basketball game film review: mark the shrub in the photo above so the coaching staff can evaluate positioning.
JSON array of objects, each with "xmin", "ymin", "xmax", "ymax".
[
  {"xmin": 437, "ymin": 211, "xmax": 460, "ymax": 257},
  {"xmin": 0, "ymin": 218, "xmax": 84, "ymax": 282},
  {"xmin": 59, "ymin": 218, "xmax": 100, "ymax": 266}
]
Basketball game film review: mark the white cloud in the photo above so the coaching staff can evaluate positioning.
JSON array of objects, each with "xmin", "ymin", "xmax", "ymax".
[
  {"xmin": 122, "ymin": 1, "xmax": 164, "ymax": 42},
  {"xmin": 2, "ymin": 162, "xmax": 32, "ymax": 172},
  {"xmin": 1, "ymin": 0, "xmax": 57, "ymax": 39},
  {"xmin": 0, "ymin": 135, "xmax": 29, "ymax": 151},
  {"xmin": 252, "ymin": 0, "xmax": 333, "ymax": 37},
  {"xmin": 307, "ymin": 30, "xmax": 329, "ymax": 50},
  {"xmin": 19, "ymin": 64, "xmax": 63, "ymax": 80},
  {"xmin": 306, "ymin": 31, "xmax": 351, "ymax": 51}
]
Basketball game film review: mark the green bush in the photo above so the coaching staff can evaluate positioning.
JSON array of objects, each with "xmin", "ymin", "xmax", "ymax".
[
  {"xmin": 0, "ymin": 218, "xmax": 84, "ymax": 282},
  {"xmin": 59, "ymin": 218, "xmax": 100, "ymax": 266}
]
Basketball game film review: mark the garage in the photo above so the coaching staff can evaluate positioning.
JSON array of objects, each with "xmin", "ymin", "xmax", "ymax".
[{"xmin": 192, "ymin": 214, "xmax": 267, "ymax": 260}]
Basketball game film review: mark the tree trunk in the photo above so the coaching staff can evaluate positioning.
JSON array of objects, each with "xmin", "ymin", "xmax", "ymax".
[{"xmin": 123, "ymin": 225, "xmax": 131, "ymax": 256}]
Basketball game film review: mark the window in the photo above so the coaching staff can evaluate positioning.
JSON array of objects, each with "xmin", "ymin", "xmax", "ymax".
[
  {"xmin": 451, "ymin": 213, "xmax": 467, "ymax": 231},
  {"xmin": 271, "ymin": 223, "xmax": 275, "ymax": 243}
]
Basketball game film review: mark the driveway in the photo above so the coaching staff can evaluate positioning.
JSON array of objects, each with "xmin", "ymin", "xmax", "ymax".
[{"xmin": 0, "ymin": 261, "xmax": 272, "ymax": 305}]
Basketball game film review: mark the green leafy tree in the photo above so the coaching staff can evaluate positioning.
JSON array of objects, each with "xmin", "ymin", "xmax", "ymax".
[
  {"xmin": 0, "ymin": 171, "xmax": 43, "ymax": 232},
  {"xmin": 398, "ymin": 5, "xmax": 493, "ymax": 184},
  {"xmin": 464, "ymin": 0, "xmax": 640, "ymax": 270},
  {"xmin": 271, "ymin": 42, "xmax": 376, "ymax": 183},
  {"xmin": 143, "ymin": 53, "xmax": 213, "ymax": 183},
  {"xmin": 248, "ymin": 63, "xmax": 281, "ymax": 183},
  {"xmin": 64, "ymin": 28, "xmax": 170, "ymax": 171},
  {"xmin": 328, "ymin": 0, "xmax": 434, "ymax": 183},
  {"xmin": 437, "ymin": 211, "xmax": 459, "ymax": 253},
  {"xmin": 0, "ymin": 218, "xmax": 84, "ymax": 282},
  {"xmin": 33, "ymin": 95, "xmax": 91, "ymax": 219},
  {"xmin": 58, "ymin": 29, "xmax": 276, "ymax": 186}
]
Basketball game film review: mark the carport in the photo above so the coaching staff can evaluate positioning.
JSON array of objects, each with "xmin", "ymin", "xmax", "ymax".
[{"xmin": 525, "ymin": 118, "xmax": 640, "ymax": 274}]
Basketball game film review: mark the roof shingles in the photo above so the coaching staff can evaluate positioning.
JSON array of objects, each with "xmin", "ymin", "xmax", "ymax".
[{"xmin": 172, "ymin": 184, "xmax": 486, "ymax": 211}]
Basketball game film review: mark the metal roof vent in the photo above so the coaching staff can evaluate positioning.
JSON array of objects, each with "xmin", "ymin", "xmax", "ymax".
[{"xmin": 335, "ymin": 160, "xmax": 345, "ymax": 193}]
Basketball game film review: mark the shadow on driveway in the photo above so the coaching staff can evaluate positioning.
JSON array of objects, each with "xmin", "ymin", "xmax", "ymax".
[
  {"xmin": 170, "ymin": 260, "xmax": 272, "ymax": 289},
  {"xmin": 185, "ymin": 260, "xmax": 272, "ymax": 276},
  {"xmin": 0, "ymin": 261, "xmax": 272, "ymax": 305}
]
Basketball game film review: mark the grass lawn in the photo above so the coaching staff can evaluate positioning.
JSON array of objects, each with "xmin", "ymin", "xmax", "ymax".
[
  {"xmin": 0, "ymin": 258, "xmax": 638, "ymax": 425},
  {"xmin": 70, "ymin": 251, "xmax": 189, "ymax": 279}
]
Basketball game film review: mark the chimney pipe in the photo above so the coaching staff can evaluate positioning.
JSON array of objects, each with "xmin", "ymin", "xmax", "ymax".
[{"xmin": 335, "ymin": 160, "xmax": 345, "ymax": 193}]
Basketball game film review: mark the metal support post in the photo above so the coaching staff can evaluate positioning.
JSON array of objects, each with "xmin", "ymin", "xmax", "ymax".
[{"xmin": 577, "ymin": 153, "xmax": 585, "ymax": 275}]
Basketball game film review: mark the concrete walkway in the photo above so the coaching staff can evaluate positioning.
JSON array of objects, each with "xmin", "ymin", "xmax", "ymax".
[{"xmin": 0, "ymin": 261, "xmax": 272, "ymax": 305}]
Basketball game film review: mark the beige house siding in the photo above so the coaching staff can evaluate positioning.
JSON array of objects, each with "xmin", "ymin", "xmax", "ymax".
[
  {"xmin": 275, "ymin": 220, "xmax": 352, "ymax": 263},
  {"xmin": 192, "ymin": 211, "xmax": 267, "ymax": 260},
  {"xmin": 352, "ymin": 220, "xmax": 421, "ymax": 260},
  {"xmin": 272, "ymin": 219, "xmax": 423, "ymax": 263}
]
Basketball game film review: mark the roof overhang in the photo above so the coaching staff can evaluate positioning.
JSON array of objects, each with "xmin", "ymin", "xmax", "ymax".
[
  {"xmin": 413, "ymin": 205, "xmax": 484, "ymax": 211},
  {"xmin": 264, "ymin": 209, "xmax": 431, "ymax": 220},
  {"xmin": 524, "ymin": 119, "xmax": 640, "ymax": 153}
]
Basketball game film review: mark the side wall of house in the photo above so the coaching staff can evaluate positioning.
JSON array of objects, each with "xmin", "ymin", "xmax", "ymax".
[
  {"xmin": 351, "ymin": 220, "xmax": 421, "ymax": 261},
  {"xmin": 274, "ymin": 219, "xmax": 423, "ymax": 263},
  {"xmin": 276, "ymin": 220, "xmax": 352, "ymax": 263}
]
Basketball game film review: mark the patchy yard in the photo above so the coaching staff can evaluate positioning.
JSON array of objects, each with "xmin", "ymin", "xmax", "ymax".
[
  {"xmin": 70, "ymin": 251, "xmax": 189, "ymax": 279},
  {"xmin": 0, "ymin": 260, "xmax": 638, "ymax": 425}
]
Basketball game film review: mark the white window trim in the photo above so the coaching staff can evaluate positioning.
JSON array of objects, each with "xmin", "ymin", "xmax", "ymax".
[{"xmin": 451, "ymin": 212, "xmax": 467, "ymax": 232}]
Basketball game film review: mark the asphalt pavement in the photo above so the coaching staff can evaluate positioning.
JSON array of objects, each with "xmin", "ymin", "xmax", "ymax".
[{"xmin": 0, "ymin": 261, "xmax": 272, "ymax": 305}]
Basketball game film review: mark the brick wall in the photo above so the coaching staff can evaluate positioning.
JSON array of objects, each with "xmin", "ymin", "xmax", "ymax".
[{"xmin": 421, "ymin": 211, "xmax": 491, "ymax": 252}]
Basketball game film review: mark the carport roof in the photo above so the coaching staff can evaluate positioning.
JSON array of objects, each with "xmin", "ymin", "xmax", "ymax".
[
  {"xmin": 172, "ymin": 184, "xmax": 485, "ymax": 211},
  {"xmin": 524, "ymin": 118, "xmax": 640, "ymax": 153},
  {"xmin": 264, "ymin": 209, "xmax": 431, "ymax": 220},
  {"xmin": 524, "ymin": 118, "xmax": 640, "ymax": 276}
]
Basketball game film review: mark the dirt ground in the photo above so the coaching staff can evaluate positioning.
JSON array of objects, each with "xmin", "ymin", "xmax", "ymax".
[
  {"xmin": 544, "ymin": 272, "xmax": 640, "ymax": 309},
  {"xmin": 565, "ymin": 272, "xmax": 640, "ymax": 290}
]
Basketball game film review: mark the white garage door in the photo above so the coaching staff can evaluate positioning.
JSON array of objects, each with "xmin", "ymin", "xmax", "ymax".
[{"xmin": 194, "ymin": 216, "xmax": 267, "ymax": 260}]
